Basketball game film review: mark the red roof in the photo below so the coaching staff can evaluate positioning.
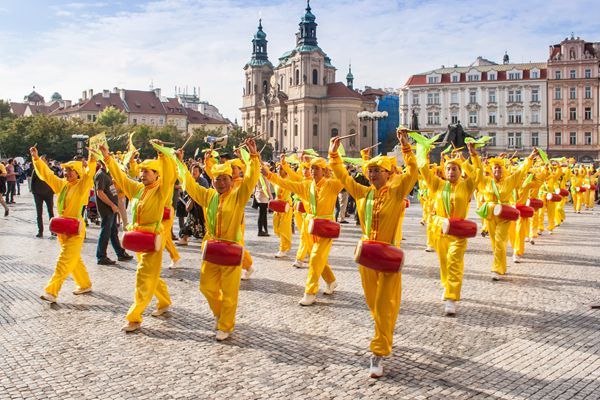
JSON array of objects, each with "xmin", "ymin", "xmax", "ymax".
[
  {"xmin": 124, "ymin": 90, "xmax": 165, "ymax": 115},
  {"xmin": 9, "ymin": 102, "xmax": 27, "ymax": 116},
  {"xmin": 363, "ymin": 88, "xmax": 386, "ymax": 97},
  {"xmin": 186, "ymin": 108, "xmax": 227, "ymax": 125},
  {"xmin": 51, "ymin": 93, "xmax": 126, "ymax": 115},
  {"xmin": 163, "ymin": 98, "xmax": 187, "ymax": 115},
  {"xmin": 326, "ymin": 82, "xmax": 364, "ymax": 100}
]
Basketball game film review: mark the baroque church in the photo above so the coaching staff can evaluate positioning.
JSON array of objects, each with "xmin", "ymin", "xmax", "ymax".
[{"xmin": 240, "ymin": 1, "xmax": 377, "ymax": 156}]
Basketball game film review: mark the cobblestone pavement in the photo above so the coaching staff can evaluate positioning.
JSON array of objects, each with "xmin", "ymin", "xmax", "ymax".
[{"xmin": 0, "ymin": 191, "xmax": 599, "ymax": 399}]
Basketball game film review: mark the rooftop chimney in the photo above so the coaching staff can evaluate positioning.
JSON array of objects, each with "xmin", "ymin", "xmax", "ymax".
[
  {"xmin": 112, "ymin": 87, "xmax": 119, "ymax": 94},
  {"xmin": 119, "ymin": 89, "xmax": 126, "ymax": 102},
  {"xmin": 82, "ymin": 91, "xmax": 87, "ymax": 100},
  {"xmin": 153, "ymin": 88, "xmax": 161, "ymax": 98},
  {"xmin": 102, "ymin": 90, "xmax": 110, "ymax": 98},
  {"xmin": 88, "ymin": 89, "xmax": 94, "ymax": 99}
]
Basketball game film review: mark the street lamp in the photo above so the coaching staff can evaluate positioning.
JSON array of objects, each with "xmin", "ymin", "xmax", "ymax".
[
  {"xmin": 357, "ymin": 111, "xmax": 388, "ymax": 155},
  {"xmin": 71, "ymin": 134, "xmax": 89, "ymax": 155}
]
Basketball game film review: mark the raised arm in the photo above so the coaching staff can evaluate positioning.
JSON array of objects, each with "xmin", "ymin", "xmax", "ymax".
[
  {"xmin": 279, "ymin": 154, "xmax": 303, "ymax": 181},
  {"xmin": 30, "ymin": 146, "xmax": 65, "ymax": 194},
  {"xmin": 100, "ymin": 145, "xmax": 143, "ymax": 199},
  {"xmin": 237, "ymin": 140, "xmax": 261, "ymax": 202},
  {"xmin": 390, "ymin": 130, "xmax": 418, "ymax": 199},
  {"xmin": 329, "ymin": 137, "xmax": 370, "ymax": 200}
]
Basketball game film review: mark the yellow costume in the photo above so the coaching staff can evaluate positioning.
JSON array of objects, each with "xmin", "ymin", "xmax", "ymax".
[
  {"xmin": 183, "ymin": 155, "xmax": 260, "ymax": 333},
  {"xmin": 106, "ymin": 153, "xmax": 177, "ymax": 323},
  {"xmin": 273, "ymin": 179, "xmax": 293, "ymax": 253},
  {"xmin": 330, "ymin": 146, "xmax": 417, "ymax": 357},
  {"xmin": 34, "ymin": 156, "xmax": 96, "ymax": 299}
]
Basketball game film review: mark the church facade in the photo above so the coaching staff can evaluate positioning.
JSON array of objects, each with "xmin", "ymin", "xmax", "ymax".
[{"xmin": 240, "ymin": 1, "xmax": 376, "ymax": 156}]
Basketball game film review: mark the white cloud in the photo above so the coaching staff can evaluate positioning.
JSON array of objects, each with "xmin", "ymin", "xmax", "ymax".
[{"xmin": 1, "ymin": 0, "xmax": 599, "ymax": 120}]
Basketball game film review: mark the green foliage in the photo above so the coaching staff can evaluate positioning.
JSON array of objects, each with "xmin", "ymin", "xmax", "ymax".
[
  {"xmin": 0, "ymin": 100, "xmax": 15, "ymax": 120},
  {"xmin": 97, "ymin": 106, "xmax": 127, "ymax": 127}
]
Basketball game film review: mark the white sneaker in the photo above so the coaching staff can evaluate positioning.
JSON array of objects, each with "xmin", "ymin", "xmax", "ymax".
[
  {"xmin": 40, "ymin": 293, "xmax": 57, "ymax": 303},
  {"xmin": 492, "ymin": 272, "xmax": 502, "ymax": 281},
  {"xmin": 444, "ymin": 299, "xmax": 456, "ymax": 316},
  {"xmin": 215, "ymin": 330, "xmax": 230, "ymax": 341},
  {"xmin": 241, "ymin": 266, "xmax": 255, "ymax": 280},
  {"xmin": 369, "ymin": 355, "xmax": 384, "ymax": 378},
  {"xmin": 512, "ymin": 254, "xmax": 521, "ymax": 264},
  {"xmin": 275, "ymin": 250, "xmax": 288, "ymax": 259},
  {"xmin": 425, "ymin": 246, "xmax": 435, "ymax": 253},
  {"xmin": 72, "ymin": 286, "xmax": 92, "ymax": 295},
  {"xmin": 299, "ymin": 293, "xmax": 317, "ymax": 306},
  {"xmin": 151, "ymin": 306, "xmax": 170, "ymax": 317},
  {"xmin": 323, "ymin": 281, "xmax": 338, "ymax": 295},
  {"xmin": 121, "ymin": 322, "xmax": 141, "ymax": 332},
  {"xmin": 549, "ymin": 230, "xmax": 553, "ymax": 235},
  {"xmin": 292, "ymin": 259, "xmax": 304, "ymax": 268},
  {"xmin": 169, "ymin": 259, "xmax": 179, "ymax": 269}
]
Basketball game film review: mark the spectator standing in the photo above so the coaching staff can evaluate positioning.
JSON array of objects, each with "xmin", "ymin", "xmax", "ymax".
[
  {"xmin": 5, "ymin": 159, "xmax": 17, "ymax": 204},
  {"xmin": 31, "ymin": 156, "xmax": 55, "ymax": 237},
  {"xmin": 0, "ymin": 162, "xmax": 8, "ymax": 216},
  {"xmin": 255, "ymin": 177, "xmax": 271, "ymax": 236}
]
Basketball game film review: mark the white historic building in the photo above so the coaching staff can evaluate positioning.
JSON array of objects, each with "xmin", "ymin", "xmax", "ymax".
[{"xmin": 400, "ymin": 56, "xmax": 548, "ymax": 154}]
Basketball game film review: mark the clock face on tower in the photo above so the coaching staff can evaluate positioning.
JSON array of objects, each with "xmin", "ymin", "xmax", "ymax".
[{"xmin": 270, "ymin": 74, "xmax": 277, "ymax": 90}]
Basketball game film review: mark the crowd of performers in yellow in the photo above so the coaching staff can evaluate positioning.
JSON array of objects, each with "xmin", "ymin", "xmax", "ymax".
[{"xmin": 28, "ymin": 127, "xmax": 599, "ymax": 379}]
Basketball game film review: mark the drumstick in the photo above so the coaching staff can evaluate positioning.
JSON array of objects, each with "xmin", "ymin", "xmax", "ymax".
[
  {"xmin": 362, "ymin": 142, "xmax": 381, "ymax": 151},
  {"xmin": 180, "ymin": 134, "xmax": 194, "ymax": 150},
  {"xmin": 259, "ymin": 143, "xmax": 267, "ymax": 153},
  {"xmin": 337, "ymin": 133, "xmax": 358, "ymax": 140}
]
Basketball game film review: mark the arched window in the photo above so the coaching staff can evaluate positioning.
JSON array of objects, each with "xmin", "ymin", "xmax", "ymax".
[
  {"xmin": 294, "ymin": 124, "xmax": 298, "ymax": 137},
  {"xmin": 280, "ymin": 76, "xmax": 284, "ymax": 89},
  {"xmin": 362, "ymin": 125, "xmax": 368, "ymax": 138},
  {"xmin": 247, "ymin": 81, "xmax": 251, "ymax": 94},
  {"xmin": 263, "ymin": 80, "xmax": 268, "ymax": 93},
  {"xmin": 312, "ymin": 69, "xmax": 318, "ymax": 85},
  {"xmin": 269, "ymin": 120, "xmax": 274, "ymax": 137},
  {"xmin": 313, "ymin": 124, "xmax": 318, "ymax": 136},
  {"xmin": 295, "ymin": 69, "xmax": 300, "ymax": 85},
  {"xmin": 331, "ymin": 128, "xmax": 339, "ymax": 137}
]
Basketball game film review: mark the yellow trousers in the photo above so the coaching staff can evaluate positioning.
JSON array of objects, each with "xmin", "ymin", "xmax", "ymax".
[
  {"xmin": 435, "ymin": 235, "xmax": 467, "ymax": 301},
  {"xmin": 587, "ymin": 190, "xmax": 596, "ymax": 208},
  {"xmin": 425, "ymin": 211, "xmax": 435, "ymax": 248},
  {"xmin": 488, "ymin": 216, "xmax": 511, "ymax": 275},
  {"xmin": 295, "ymin": 217, "xmax": 312, "ymax": 262},
  {"xmin": 305, "ymin": 237, "xmax": 336, "ymax": 295},
  {"xmin": 359, "ymin": 265, "xmax": 402, "ymax": 357},
  {"xmin": 514, "ymin": 217, "xmax": 530, "ymax": 256},
  {"xmin": 240, "ymin": 219, "xmax": 253, "ymax": 271},
  {"xmin": 274, "ymin": 210, "xmax": 293, "ymax": 252},
  {"xmin": 544, "ymin": 201, "xmax": 557, "ymax": 232},
  {"xmin": 530, "ymin": 209, "xmax": 542, "ymax": 238},
  {"xmin": 199, "ymin": 262, "xmax": 242, "ymax": 332},
  {"xmin": 556, "ymin": 198, "xmax": 566, "ymax": 224},
  {"xmin": 44, "ymin": 232, "xmax": 92, "ymax": 297},
  {"xmin": 574, "ymin": 192, "xmax": 584, "ymax": 212},
  {"xmin": 163, "ymin": 213, "xmax": 180, "ymax": 262},
  {"xmin": 126, "ymin": 248, "xmax": 171, "ymax": 323}
]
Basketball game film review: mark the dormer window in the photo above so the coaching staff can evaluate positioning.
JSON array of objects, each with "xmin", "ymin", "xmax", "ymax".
[
  {"xmin": 427, "ymin": 74, "xmax": 440, "ymax": 84},
  {"xmin": 530, "ymin": 69, "xmax": 540, "ymax": 79},
  {"xmin": 466, "ymin": 69, "xmax": 481, "ymax": 82},
  {"xmin": 451, "ymin": 73, "xmax": 460, "ymax": 83},
  {"xmin": 508, "ymin": 70, "xmax": 522, "ymax": 80},
  {"xmin": 488, "ymin": 72, "xmax": 497, "ymax": 81}
]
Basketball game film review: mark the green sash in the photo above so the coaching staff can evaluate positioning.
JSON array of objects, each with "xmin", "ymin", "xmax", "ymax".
[
  {"xmin": 364, "ymin": 189, "xmax": 375, "ymax": 239},
  {"xmin": 57, "ymin": 185, "xmax": 68, "ymax": 215},
  {"xmin": 442, "ymin": 181, "xmax": 452, "ymax": 217}
]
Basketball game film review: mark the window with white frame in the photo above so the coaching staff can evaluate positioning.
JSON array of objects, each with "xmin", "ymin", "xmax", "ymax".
[
  {"xmin": 515, "ymin": 90, "xmax": 522, "ymax": 102},
  {"xmin": 570, "ymin": 70, "xmax": 576, "ymax": 79},
  {"xmin": 555, "ymin": 108, "xmax": 562, "ymax": 120},
  {"xmin": 468, "ymin": 111, "xmax": 477, "ymax": 125},
  {"xmin": 531, "ymin": 110, "xmax": 540, "ymax": 123},
  {"xmin": 555, "ymin": 70, "xmax": 562, "ymax": 79},
  {"xmin": 585, "ymin": 107, "xmax": 592, "ymax": 120},
  {"xmin": 508, "ymin": 71, "xmax": 522, "ymax": 80},
  {"xmin": 450, "ymin": 91, "xmax": 458, "ymax": 103},
  {"xmin": 469, "ymin": 90, "xmax": 477, "ymax": 104},
  {"xmin": 488, "ymin": 90, "xmax": 496, "ymax": 103},
  {"xmin": 488, "ymin": 111, "xmax": 496, "ymax": 124},
  {"xmin": 508, "ymin": 90, "xmax": 521, "ymax": 102},
  {"xmin": 508, "ymin": 111, "xmax": 522, "ymax": 124},
  {"xmin": 515, "ymin": 132, "xmax": 522, "ymax": 148},
  {"xmin": 412, "ymin": 93, "xmax": 420, "ymax": 105},
  {"xmin": 427, "ymin": 111, "xmax": 440, "ymax": 125},
  {"xmin": 555, "ymin": 132, "xmax": 562, "ymax": 145},
  {"xmin": 451, "ymin": 112, "xmax": 458, "ymax": 124},
  {"xmin": 569, "ymin": 87, "xmax": 576, "ymax": 99},
  {"xmin": 508, "ymin": 132, "xmax": 515, "ymax": 148},
  {"xmin": 452, "ymin": 74, "xmax": 459, "ymax": 82},
  {"xmin": 554, "ymin": 87, "xmax": 562, "ymax": 99},
  {"xmin": 569, "ymin": 107, "xmax": 577, "ymax": 120},
  {"xmin": 585, "ymin": 132, "xmax": 592, "ymax": 145},
  {"xmin": 427, "ymin": 92, "xmax": 440, "ymax": 104},
  {"xmin": 530, "ymin": 70, "xmax": 539, "ymax": 79},
  {"xmin": 489, "ymin": 132, "xmax": 496, "ymax": 146},
  {"xmin": 531, "ymin": 88, "xmax": 539, "ymax": 102},
  {"xmin": 428, "ymin": 76, "xmax": 440, "ymax": 84},
  {"xmin": 585, "ymin": 86, "xmax": 592, "ymax": 99},
  {"xmin": 531, "ymin": 132, "xmax": 539, "ymax": 147},
  {"xmin": 467, "ymin": 73, "xmax": 480, "ymax": 81},
  {"xmin": 585, "ymin": 69, "xmax": 592, "ymax": 78},
  {"xmin": 569, "ymin": 132, "xmax": 577, "ymax": 145},
  {"xmin": 488, "ymin": 72, "xmax": 497, "ymax": 80}
]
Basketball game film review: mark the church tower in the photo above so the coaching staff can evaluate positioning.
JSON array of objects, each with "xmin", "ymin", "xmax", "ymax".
[{"xmin": 241, "ymin": 19, "xmax": 274, "ymax": 133}]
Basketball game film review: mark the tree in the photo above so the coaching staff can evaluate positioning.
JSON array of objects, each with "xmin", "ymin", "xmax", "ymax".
[
  {"xmin": 0, "ymin": 100, "xmax": 15, "ymax": 120},
  {"xmin": 97, "ymin": 106, "xmax": 127, "ymax": 127}
]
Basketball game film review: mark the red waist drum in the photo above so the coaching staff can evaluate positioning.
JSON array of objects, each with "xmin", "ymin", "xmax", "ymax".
[
  {"xmin": 555, "ymin": 188, "xmax": 569, "ymax": 197},
  {"xmin": 49, "ymin": 217, "xmax": 82, "ymax": 236},
  {"xmin": 122, "ymin": 230, "xmax": 162, "ymax": 253},
  {"xmin": 590, "ymin": 184, "xmax": 598, "ymax": 191},
  {"xmin": 308, "ymin": 218, "xmax": 340, "ymax": 238},
  {"xmin": 515, "ymin": 204, "xmax": 535, "ymax": 218},
  {"xmin": 404, "ymin": 198, "xmax": 410, "ymax": 208},
  {"xmin": 269, "ymin": 200, "xmax": 290, "ymax": 213},
  {"xmin": 202, "ymin": 240, "xmax": 244, "ymax": 266},
  {"xmin": 526, "ymin": 198, "xmax": 543, "ymax": 209},
  {"xmin": 295, "ymin": 201, "xmax": 306, "ymax": 213},
  {"xmin": 442, "ymin": 218, "xmax": 477, "ymax": 238},
  {"xmin": 575, "ymin": 186, "xmax": 587, "ymax": 193},
  {"xmin": 546, "ymin": 193, "xmax": 562, "ymax": 202},
  {"xmin": 162, "ymin": 207, "xmax": 171, "ymax": 220},
  {"xmin": 354, "ymin": 240, "xmax": 404, "ymax": 273},
  {"xmin": 493, "ymin": 204, "xmax": 520, "ymax": 221}
]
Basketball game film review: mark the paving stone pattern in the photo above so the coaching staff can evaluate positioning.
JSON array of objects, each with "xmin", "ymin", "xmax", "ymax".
[{"xmin": 0, "ymin": 192, "xmax": 599, "ymax": 399}]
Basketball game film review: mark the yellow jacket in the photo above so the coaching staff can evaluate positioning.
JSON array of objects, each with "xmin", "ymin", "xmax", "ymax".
[
  {"xmin": 106, "ymin": 154, "xmax": 176, "ymax": 233},
  {"xmin": 329, "ymin": 145, "xmax": 417, "ymax": 246},
  {"xmin": 33, "ymin": 157, "xmax": 96, "ymax": 220},
  {"xmin": 184, "ymin": 155, "xmax": 260, "ymax": 243},
  {"xmin": 478, "ymin": 157, "xmax": 533, "ymax": 205}
]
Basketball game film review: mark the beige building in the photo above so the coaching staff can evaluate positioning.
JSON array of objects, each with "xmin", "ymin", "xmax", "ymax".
[
  {"xmin": 547, "ymin": 35, "xmax": 600, "ymax": 162},
  {"xmin": 240, "ymin": 2, "xmax": 376, "ymax": 156}
]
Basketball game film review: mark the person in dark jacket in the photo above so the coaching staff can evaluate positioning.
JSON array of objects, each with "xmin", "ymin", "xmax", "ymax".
[{"xmin": 31, "ymin": 156, "xmax": 55, "ymax": 237}]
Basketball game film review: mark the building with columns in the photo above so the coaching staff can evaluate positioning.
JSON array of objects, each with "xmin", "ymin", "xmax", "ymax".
[
  {"xmin": 547, "ymin": 35, "xmax": 600, "ymax": 162},
  {"xmin": 400, "ymin": 55, "xmax": 548, "ymax": 155},
  {"xmin": 240, "ymin": 1, "xmax": 376, "ymax": 156}
]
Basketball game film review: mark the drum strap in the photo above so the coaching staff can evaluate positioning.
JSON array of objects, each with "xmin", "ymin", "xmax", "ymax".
[
  {"xmin": 205, "ymin": 192, "xmax": 242, "ymax": 243},
  {"xmin": 57, "ymin": 185, "xmax": 69, "ymax": 215},
  {"xmin": 364, "ymin": 189, "xmax": 374, "ymax": 239},
  {"xmin": 129, "ymin": 187, "xmax": 160, "ymax": 233},
  {"xmin": 442, "ymin": 181, "xmax": 452, "ymax": 218},
  {"xmin": 309, "ymin": 181, "xmax": 333, "ymax": 219},
  {"xmin": 491, "ymin": 180, "xmax": 501, "ymax": 202}
]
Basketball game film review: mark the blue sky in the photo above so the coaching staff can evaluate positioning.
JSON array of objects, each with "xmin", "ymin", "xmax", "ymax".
[{"xmin": 1, "ymin": 0, "xmax": 599, "ymax": 120}]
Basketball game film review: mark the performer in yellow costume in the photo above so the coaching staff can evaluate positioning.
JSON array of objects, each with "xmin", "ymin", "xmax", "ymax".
[
  {"xmin": 476, "ymin": 149, "xmax": 538, "ymax": 280},
  {"xmin": 100, "ymin": 142, "xmax": 177, "ymax": 332},
  {"xmin": 419, "ymin": 143, "xmax": 482, "ymax": 315},
  {"xmin": 571, "ymin": 165, "xmax": 587, "ymax": 213},
  {"xmin": 272, "ymin": 163, "xmax": 294, "ymax": 258},
  {"xmin": 263, "ymin": 157, "xmax": 342, "ymax": 306},
  {"xmin": 181, "ymin": 139, "xmax": 260, "ymax": 341},
  {"xmin": 31, "ymin": 146, "xmax": 96, "ymax": 303},
  {"xmin": 329, "ymin": 129, "xmax": 416, "ymax": 378}
]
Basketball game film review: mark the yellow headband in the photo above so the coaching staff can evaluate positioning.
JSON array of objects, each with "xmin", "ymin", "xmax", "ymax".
[
  {"xmin": 488, "ymin": 157, "xmax": 506, "ymax": 169},
  {"xmin": 301, "ymin": 162, "xmax": 311, "ymax": 170},
  {"xmin": 211, "ymin": 163, "xmax": 233, "ymax": 177},
  {"xmin": 61, "ymin": 161, "xmax": 84, "ymax": 178},
  {"xmin": 310, "ymin": 157, "xmax": 327, "ymax": 170},
  {"xmin": 139, "ymin": 159, "xmax": 162, "ymax": 175},
  {"xmin": 365, "ymin": 155, "xmax": 392, "ymax": 172},
  {"xmin": 229, "ymin": 158, "xmax": 245, "ymax": 170},
  {"xmin": 444, "ymin": 157, "xmax": 464, "ymax": 168}
]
